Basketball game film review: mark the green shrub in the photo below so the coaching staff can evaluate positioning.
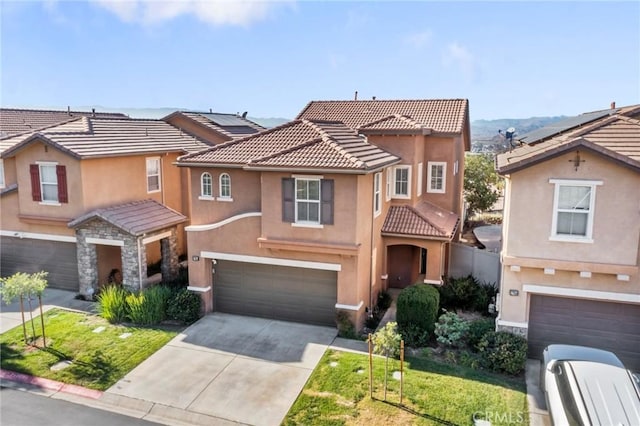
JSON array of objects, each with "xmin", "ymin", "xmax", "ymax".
[
  {"xmin": 396, "ymin": 284, "xmax": 439, "ymax": 336},
  {"xmin": 399, "ymin": 323, "xmax": 431, "ymax": 348},
  {"xmin": 167, "ymin": 289, "xmax": 202, "ymax": 324},
  {"xmin": 439, "ymin": 275, "xmax": 497, "ymax": 313},
  {"xmin": 336, "ymin": 310, "xmax": 357, "ymax": 339},
  {"xmin": 377, "ymin": 290, "xmax": 393, "ymax": 310},
  {"xmin": 97, "ymin": 285, "xmax": 128, "ymax": 323},
  {"xmin": 458, "ymin": 350, "xmax": 482, "ymax": 369},
  {"xmin": 434, "ymin": 311, "xmax": 470, "ymax": 348},
  {"xmin": 467, "ymin": 318, "xmax": 496, "ymax": 351},
  {"xmin": 124, "ymin": 286, "xmax": 172, "ymax": 325},
  {"xmin": 162, "ymin": 265, "xmax": 189, "ymax": 289},
  {"xmin": 477, "ymin": 331, "xmax": 527, "ymax": 375}
]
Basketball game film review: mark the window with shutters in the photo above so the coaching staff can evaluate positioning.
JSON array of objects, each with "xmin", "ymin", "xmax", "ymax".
[
  {"xmin": 146, "ymin": 157, "xmax": 161, "ymax": 193},
  {"xmin": 282, "ymin": 177, "xmax": 333, "ymax": 227},
  {"xmin": 550, "ymin": 179, "xmax": 601, "ymax": 242},
  {"xmin": 30, "ymin": 162, "xmax": 68, "ymax": 204}
]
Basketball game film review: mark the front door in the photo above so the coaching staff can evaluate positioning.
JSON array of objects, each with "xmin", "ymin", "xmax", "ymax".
[{"xmin": 387, "ymin": 245, "xmax": 414, "ymax": 288}]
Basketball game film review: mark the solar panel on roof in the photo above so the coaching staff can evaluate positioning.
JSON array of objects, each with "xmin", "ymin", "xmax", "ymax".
[
  {"xmin": 224, "ymin": 126, "xmax": 260, "ymax": 135},
  {"xmin": 519, "ymin": 110, "xmax": 616, "ymax": 144},
  {"xmin": 200, "ymin": 113, "xmax": 251, "ymax": 126}
]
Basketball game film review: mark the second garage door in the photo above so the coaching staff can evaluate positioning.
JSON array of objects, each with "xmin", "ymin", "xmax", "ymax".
[
  {"xmin": 213, "ymin": 260, "xmax": 338, "ymax": 326},
  {"xmin": 528, "ymin": 295, "xmax": 640, "ymax": 371}
]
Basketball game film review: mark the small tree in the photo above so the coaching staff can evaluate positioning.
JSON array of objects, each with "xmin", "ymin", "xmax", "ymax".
[
  {"xmin": 372, "ymin": 321, "xmax": 401, "ymax": 401},
  {"xmin": 464, "ymin": 153, "xmax": 502, "ymax": 218},
  {"xmin": 0, "ymin": 271, "xmax": 49, "ymax": 345}
]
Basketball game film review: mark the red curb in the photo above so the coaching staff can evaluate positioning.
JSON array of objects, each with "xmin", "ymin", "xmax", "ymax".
[{"xmin": 0, "ymin": 369, "xmax": 103, "ymax": 399}]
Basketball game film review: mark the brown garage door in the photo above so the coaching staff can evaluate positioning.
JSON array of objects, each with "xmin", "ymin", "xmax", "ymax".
[
  {"xmin": 0, "ymin": 237, "xmax": 79, "ymax": 291},
  {"xmin": 528, "ymin": 295, "xmax": 640, "ymax": 371},
  {"xmin": 213, "ymin": 260, "xmax": 337, "ymax": 326}
]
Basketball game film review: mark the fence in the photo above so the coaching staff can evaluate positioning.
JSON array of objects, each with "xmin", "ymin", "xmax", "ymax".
[{"xmin": 449, "ymin": 242, "xmax": 500, "ymax": 285}]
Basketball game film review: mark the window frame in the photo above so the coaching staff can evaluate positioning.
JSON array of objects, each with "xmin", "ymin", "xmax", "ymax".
[
  {"xmin": 218, "ymin": 173, "xmax": 232, "ymax": 201},
  {"xmin": 373, "ymin": 172, "xmax": 382, "ymax": 217},
  {"xmin": 549, "ymin": 179, "xmax": 602, "ymax": 243},
  {"xmin": 0, "ymin": 159, "xmax": 4, "ymax": 189},
  {"xmin": 38, "ymin": 162, "xmax": 59, "ymax": 204},
  {"xmin": 417, "ymin": 162, "xmax": 423, "ymax": 196},
  {"xmin": 146, "ymin": 157, "xmax": 161, "ymax": 193},
  {"xmin": 295, "ymin": 177, "xmax": 322, "ymax": 226},
  {"xmin": 199, "ymin": 172, "xmax": 213, "ymax": 199},
  {"xmin": 427, "ymin": 161, "xmax": 446, "ymax": 194},
  {"xmin": 392, "ymin": 165, "xmax": 411, "ymax": 199},
  {"xmin": 385, "ymin": 167, "xmax": 392, "ymax": 201}
]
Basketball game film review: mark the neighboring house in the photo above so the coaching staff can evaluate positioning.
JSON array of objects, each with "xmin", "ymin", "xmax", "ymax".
[
  {"xmin": 495, "ymin": 105, "xmax": 640, "ymax": 370},
  {"xmin": 0, "ymin": 114, "xmax": 208, "ymax": 295},
  {"xmin": 178, "ymin": 99, "xmax": 470, "ymax": 328},
  {"xmin": 163, "ymin": 111, "xmax": 266, "ymax": 145},
  {"xmin": 0, "ymin": 107, "xmax": 128, "ymax": 138}
]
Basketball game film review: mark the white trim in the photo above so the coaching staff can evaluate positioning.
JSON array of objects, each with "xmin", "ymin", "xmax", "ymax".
[
  {"xmin": 216, "ymin": 197, "xmax": 234, "ymax": 202},
  {"xmin": 198, "ymin": 196, "xmax": 215, "ymax": 201},
  {"xmin": 385, "ymin": 167, "xmax": 392, "ymax": 201},
  {"xmin": 35, "ymin": 161, "xmax": 58, "ymax": 166},
  {"xmin": 549, "ymin": 179, "xmax": 602, "ymax": 241},
  {"xmin": 142, "ymin": 231, "xmax": 172, "ymax": 245},
  {"xmin": 0, "ymin": 159, "xmax": 5, "ymax": 189},
  {"xmin": 427, "ymin": 161, "xmax": 447, "ymax": 194},
  {"xmin": 496, "ymin": 319, "xmax": 529, "ymax": 329},
  {"xmin": 373, "ymin": 172, "xmax": 382, "ymax": 217},
  {"xmin": 292, "ymin": 174, "xmax": 324, "ymax": 179},
  {"xmin": 454, "ymin": 160, "xmax": 459, "ymax": 176},
  {"xmin": 291, "ymin": 223, "xmax": 324, "ymax": 229},
  {"xmin": 200, "ymin": 172, "xmax": 213, "ymax": 198},
  {"xmin": 86, "ymin": 237, "xmax": 124, "ymax": 247},
  {"xmin": 187, "ymin": 286, "xmax": 211, "ymax": 293},
  {"xmin": 423, "ymin": 278, "xmax": 443, "ymax": 285},
  {"xmin": 392, "ymin": 165, "xmax": 411, "ymax": 199},
  {"xmin": 549, "ymin": 179, "xmax": 603, "ymax": 186},
  {"xmin": 579, "ymin": 271, "xmax": 592, "ymax": 278},
  {"xmin": 219, "ymin": 173, "xmax": 231, "ymax": 199},
  {"xmin": 335, "ymin": 301, "xmax": 363, "ymax": 311},
  {"xmin": 185, "ymin": 212, "xmax": 261, "ymax": 232},
  {"xmin": 201, "ymin": 251, "xmax": 342, "ymax": 272},
  {"xmin": 146, "ymin": 156, "xmax": 161, "ymax": 193},
  {"xmin": 39, "ymin": 201, "xmax": 61, "ymax": 207},
  {"xmin": 549, "ymin": 236, "xmax": 594, "ymax": 244},
  {"xmin": 523, "ymin": 284, "xmax": 640, "ymax": 304},
  {"xmin": 416, "ymin": 162, "xmax": 423, "ymax": 196},
  {"xmin": 1, "ymin": 230, "xmax": 77, "ymax": 243}
]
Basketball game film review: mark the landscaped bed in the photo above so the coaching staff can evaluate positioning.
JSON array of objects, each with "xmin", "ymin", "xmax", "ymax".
[
  {"xmin": 0, "ymin": 308, "xmax": 181, "ymax": 391},
  {"xmin": 284, "ymin": 349, "xmax": 529, "ymax": 426}
]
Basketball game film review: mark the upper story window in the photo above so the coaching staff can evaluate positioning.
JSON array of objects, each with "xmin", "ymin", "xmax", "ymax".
[
  {"xmin": 393, "ymin": 165, "xmax": 411, "ymax": 199},
  {"xmin": 550, "ymin": 179, "xmax": 602, "ymax": 242},
  {"xmin": 282, "ymin": 177, "xmax": 333, "ymax": 226},
  {"xmin": 427, "ymin": 162, "xmax": 446, "ymax": 193},
  {"xmin": 373, "ymin": 172, "xmax": 382, "ymax": 217},
  {"xmin": 219, "ymin": 173, "xmax": 231, "ymax": 199},
  {"xmin": 385, "ymin": 168, "xmax": 392, "ymax": 201},
  {"xmin": 29, "ymin": 162, "xmax": 68, "ymax": 204},
  {"xmin": 200, "ymin": 172, "xmax": 213, "ymax": 198},
  {"xmin": 417, "ymin": 162, "xmax": 423, "ymax": 196},
  {"xmin": 146, "ymin": 157, "xmax": 161, "ymax": 193},
  {"xmin": 0, "ymin": 159, "xmax": 4, "ymax": 188}
]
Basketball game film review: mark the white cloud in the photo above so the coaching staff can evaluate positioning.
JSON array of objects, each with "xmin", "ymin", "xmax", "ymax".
[
  {"xmin": 442, "ymin": 42, "xmax": 477, "ymax": 82},
  {"xmin": 91, "ymin": 0, "xmax": 291, "ymax": 27},
  {"xmin": 404, "ymin": 30, "xmax": 432, "ymax": 49}
]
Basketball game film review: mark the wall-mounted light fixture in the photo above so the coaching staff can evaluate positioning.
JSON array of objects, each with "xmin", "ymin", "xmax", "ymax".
[
  {"xmin": 509, "ymin": 289, "xmax": 519, "ymax": 296},
  {"xmin": 191, "ymin": 255, "xmax": 200, "ymax": 262}
]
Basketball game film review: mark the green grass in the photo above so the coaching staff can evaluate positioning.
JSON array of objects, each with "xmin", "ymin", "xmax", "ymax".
[
  {"xmin": 284, "ymin": 350, "xmax": 529, "ymax": 426},
  {"xmin": 0, "ymin": 308, "xmax": 180, "ymax": 390}
]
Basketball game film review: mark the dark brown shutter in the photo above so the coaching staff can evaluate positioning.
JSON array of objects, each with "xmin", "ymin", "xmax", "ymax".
[
  {"xmin": 282, "ymin": 178, "xmax": 295, "ymax": 222},
  {"xmin": 56, "ymin": 165, "xmax": 68, "ymax": 203},
  {"xmin": 321, "ymin": 179, "xmax": 334, "ymax": 225},
  {"xmin": 30, "ymin": 164, "xmax": 42, "ymax": 201}
]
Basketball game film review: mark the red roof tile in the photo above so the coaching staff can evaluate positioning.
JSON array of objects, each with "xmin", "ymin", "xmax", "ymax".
[
  {"xmin": 296, "ymin": 99, "xmax": 468, "ymax": 134},
  {"xmin": 382, "ymin": 201, "xmax": 459, "ymax": 239}
]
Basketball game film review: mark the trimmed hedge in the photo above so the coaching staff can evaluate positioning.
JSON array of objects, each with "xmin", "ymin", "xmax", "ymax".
[
  {"xmin": 166, "ymin": 289, "xmax": 202, "ymax": 325},
  {"xmin": 396, "ymin": 284, "xmax": 439, "ymax": 346},
  {"xmin": 477, "ymin": 331, "xmax": 527, "ymax": 375}
]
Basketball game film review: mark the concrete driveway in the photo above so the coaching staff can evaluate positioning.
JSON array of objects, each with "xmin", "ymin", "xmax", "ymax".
[{"xmin": 106, "ymin": 313, "xmax": 337, "ymax": 426}]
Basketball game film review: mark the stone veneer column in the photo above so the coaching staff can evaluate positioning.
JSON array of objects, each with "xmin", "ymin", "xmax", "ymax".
[
  {"xmin": 160, "ymin": 229, "xmax": 179, "ymax": 282},
  {"xmin": 121, "ymin": 235, "xmax": 143, "ymax": 292},
  {"xmin": 76, "ymin": 232, "xmax": 98, "ymax": 298}
]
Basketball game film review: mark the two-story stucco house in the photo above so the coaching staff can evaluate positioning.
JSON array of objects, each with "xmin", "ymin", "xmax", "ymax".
[
  {"xmin": 178, "ymin": 99, "xmax": 470, "ymax": 328},
  {"xmin": 496, "ymin": 105, "xmax": 640, "ymax": 370},
  {"xmin": 0, "ymin": 114, "xmax": 208, "ymax": 294}
]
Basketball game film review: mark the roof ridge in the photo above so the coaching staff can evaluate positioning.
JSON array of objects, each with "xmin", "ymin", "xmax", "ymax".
[
  {"xmin": 0, "ymin": 116, "xmax": 84, "ymax": 141},
  {"xmin": 0, "ymin": 107, "xmax": 127, "ymax": 116},
  {"xmin": 303, "ymin": 120, "xmax": 365, "ymax": 168}
]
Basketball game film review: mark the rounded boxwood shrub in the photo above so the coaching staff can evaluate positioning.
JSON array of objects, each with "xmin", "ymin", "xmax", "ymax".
[
  {"xmin": 477, "ymin": 331, "xmax": 527, "ymax": 375},
  {"xmin": 167, "ymin": 289, "xmax": 202, "ymax": 324},
  {"xmin": 396, "ymin": 284, "xmax": 440, "ymax": 342}
]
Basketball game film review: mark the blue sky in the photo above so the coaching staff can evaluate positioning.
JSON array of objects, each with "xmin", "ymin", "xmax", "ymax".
[{"xmin": 1, "ymin": 1, "xmax": 639, "ymax": 121}]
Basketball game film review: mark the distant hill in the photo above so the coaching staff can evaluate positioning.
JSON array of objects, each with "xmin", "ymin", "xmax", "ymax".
[{"xmin": 470, "ymin": 115, "xmax": 566, "ymax": 153}]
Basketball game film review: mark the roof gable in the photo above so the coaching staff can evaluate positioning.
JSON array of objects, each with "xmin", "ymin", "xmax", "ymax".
[
  {"xmin": 382, "ymin": 201, "xmax": 459, "ymax": 239},
  {"xmin": 0, "ymin": 108, "xmax": 127, "ymax": 137},
  {"xmin": 163, "ymin": 111, "xmax": 266, "ymax": 141}
]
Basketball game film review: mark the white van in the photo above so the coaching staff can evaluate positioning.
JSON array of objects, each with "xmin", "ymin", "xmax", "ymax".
[{"xmin": 541, "ymin": 344, "xmax": 640, "ymax": 426}]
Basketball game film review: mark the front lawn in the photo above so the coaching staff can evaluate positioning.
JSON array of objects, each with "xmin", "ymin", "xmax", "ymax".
[
  {"xmin": 0, "ymin": 308, "xmax": 180, "ymax": 390},
  {"xmin": 284, "ymin": 350, "xmax": 528, "ymax": 425}
]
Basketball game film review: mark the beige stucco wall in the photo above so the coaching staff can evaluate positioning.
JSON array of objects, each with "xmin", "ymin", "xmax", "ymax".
[{"xmin": 499, "ymin": 149, "xmax": 640, "ymax": 325}]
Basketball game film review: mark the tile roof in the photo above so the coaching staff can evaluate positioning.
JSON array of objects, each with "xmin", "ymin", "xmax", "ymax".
[
  {"xmin": 165, "ymin": 111, "xmax": 266, "ymax": 140},
  {"xmin": 497, "ymin": 113, "xmax": 640, "ymax": 174},
  {"xmin": 0, "ymin": 108, "xmax": 127, "ymax": 137},
  {"xmin": 68, "ymin": 199, "xmax": 187, "ymax": 236},
  {"xmin": 382, "ymin": 201, "xmax": 459, "ymax": 240},
  {"xmin": 1, "ymin": 117, "xmax": 209, "ymax": 159},
  {"xmin": 178, "ymin": 119, "xmax": 401, "ymax": 172},
  {"xmin": 296, "ymin": 99, "xmax": 469, "ymax": 134}
]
